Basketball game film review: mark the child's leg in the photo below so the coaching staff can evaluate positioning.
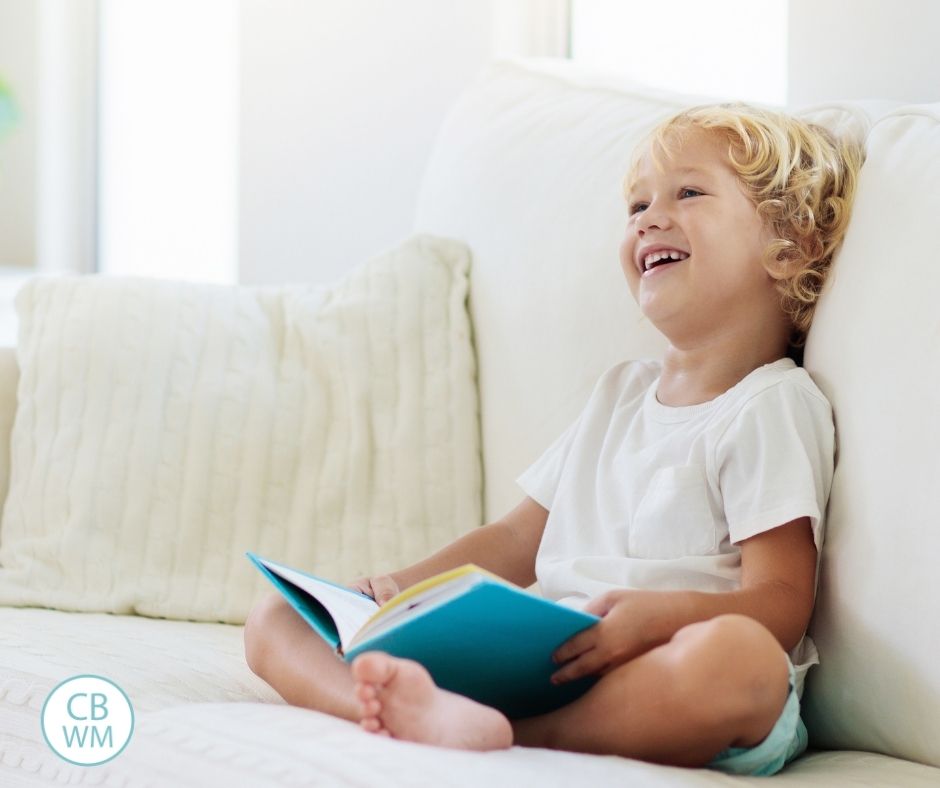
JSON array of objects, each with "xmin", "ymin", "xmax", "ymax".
[
  {"xmin": 352, "ymin": 613, "xmax": 789, "ymax": 766},
  {"xmin": 511, "ymin": 613, "xmax": 790, "ymax": 765},
  {"xmin": 244, "ymin": 593, "xmax": 359, "ymax": 722}
]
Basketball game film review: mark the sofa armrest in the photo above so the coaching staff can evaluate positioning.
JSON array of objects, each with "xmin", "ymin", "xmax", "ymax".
[{"xmin": 0, "ymin": 347, "xmax": 17, "ymax": 513}]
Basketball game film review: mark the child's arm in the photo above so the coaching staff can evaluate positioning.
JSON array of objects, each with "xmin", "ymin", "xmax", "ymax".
[
  {"xmin": 550, "ymin": 516, "xmax": 817, "ymax": 684},
  {"xmin": 350, "ymin": 496, "xmax": 549, "ymax": 603}
]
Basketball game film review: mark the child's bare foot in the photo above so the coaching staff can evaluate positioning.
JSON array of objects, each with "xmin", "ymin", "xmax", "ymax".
[{"xmin": 351, "ymin": 652, "xmax": 513, "ymax": 751}]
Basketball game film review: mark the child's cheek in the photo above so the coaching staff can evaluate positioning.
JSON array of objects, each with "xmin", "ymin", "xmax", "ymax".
[{"xmin": 619, "ymin": 238, "xmax": 636, "ymax": 276}]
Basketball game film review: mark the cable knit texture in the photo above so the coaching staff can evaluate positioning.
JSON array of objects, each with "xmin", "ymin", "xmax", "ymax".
[
  {"xmin": 0, "ymin": 234, "xmax": 481, "ymax": 624},
  {"xmin": 0, "ymin": 606, "xmax": 281, "ymax": 786}
]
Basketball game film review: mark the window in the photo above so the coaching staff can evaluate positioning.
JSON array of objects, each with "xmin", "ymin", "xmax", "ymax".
[{"xmin": 98, "ymin": 0, "xmax": 238, "ymax": 283}]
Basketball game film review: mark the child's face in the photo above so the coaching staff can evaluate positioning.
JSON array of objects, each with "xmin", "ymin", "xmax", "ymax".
[{"xmin": 619, "ymin": 128, "xmax": 781, "ymax": 342}]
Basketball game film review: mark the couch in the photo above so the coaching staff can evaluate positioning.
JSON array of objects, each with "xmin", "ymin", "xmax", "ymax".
[{"xmin": 1, "ymin": 57, "xmax": 939, "ymax": 786}]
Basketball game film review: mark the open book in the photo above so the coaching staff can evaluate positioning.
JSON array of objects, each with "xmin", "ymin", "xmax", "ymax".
[{"xmin": 246, "ymin": 552, "xmax": 600, "ymax": 718}]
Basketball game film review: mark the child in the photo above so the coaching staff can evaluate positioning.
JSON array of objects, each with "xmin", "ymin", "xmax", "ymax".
[{"xmin": 243, "ymin": 103, "xmax": 864, "ymax": 776}]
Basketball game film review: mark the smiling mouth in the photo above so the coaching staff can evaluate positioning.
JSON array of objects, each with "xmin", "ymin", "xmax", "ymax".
[
  {"xmin": 640, "ymin": 249, "xmax": 689, "ymax": 276},
  {"xmin": 641, "ymin": 256, "xmax": 688, "ymax": 277}
]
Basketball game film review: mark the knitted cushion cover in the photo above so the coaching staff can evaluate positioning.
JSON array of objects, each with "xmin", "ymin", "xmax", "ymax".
[{"xmin": 0, "ymin": 234, "xmax": 481, "ymax": 624}]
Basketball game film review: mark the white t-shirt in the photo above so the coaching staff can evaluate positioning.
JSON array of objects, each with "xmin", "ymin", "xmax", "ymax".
[{"xmin": 516, "ymin": 358, "xmax": 835, "ymax": 696}]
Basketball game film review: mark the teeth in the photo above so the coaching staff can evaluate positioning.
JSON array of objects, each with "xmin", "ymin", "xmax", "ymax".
[{"xmin": 643, "ymin": 250, "xmax": 689, "ymax": 270}]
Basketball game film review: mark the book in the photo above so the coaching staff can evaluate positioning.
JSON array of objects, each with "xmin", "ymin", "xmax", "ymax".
[{"xmin": 246, "ymin": 551, "xmax": 601, "ymax": 718}]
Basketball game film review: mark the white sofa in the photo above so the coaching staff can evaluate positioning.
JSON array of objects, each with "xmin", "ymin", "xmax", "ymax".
[{"xmin": 2, "ymin": 58, "xmax": 939, "ymax": 786}]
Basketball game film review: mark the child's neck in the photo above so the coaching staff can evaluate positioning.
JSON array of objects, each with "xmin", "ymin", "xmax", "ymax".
[{"xmin": 656, "ymin": 335, "xmax": 790, "ymax": 408}]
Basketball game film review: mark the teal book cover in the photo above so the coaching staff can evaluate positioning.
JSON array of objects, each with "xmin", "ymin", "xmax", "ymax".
[{"xmin": 247, "ymin": 552, "xmax": 600, "ymax": 718}]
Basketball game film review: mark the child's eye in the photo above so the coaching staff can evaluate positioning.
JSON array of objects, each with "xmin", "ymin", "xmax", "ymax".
[{"xmin": 629, "ymin": 188, "xmax": 701, "ymax": 215}]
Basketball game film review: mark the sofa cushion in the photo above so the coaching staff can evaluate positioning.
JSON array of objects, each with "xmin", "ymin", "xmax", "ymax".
[
  {"xmin": 9, "ymin": 698, "xmax": 940, "ymax": 787},
  {"xmin": 0, "ymin": 606, "xmax": 281, "ymax": 782},
  {"xmin": 801, "ymin": 103, "xmax": 940, "ymax": 767},
  {"xmin": 0, "ymin": 234, "xmax": 481, "ymax": 624},
  {"xmin": 3, "ymin": 609, "xmax": 939, "ymax": 785}
]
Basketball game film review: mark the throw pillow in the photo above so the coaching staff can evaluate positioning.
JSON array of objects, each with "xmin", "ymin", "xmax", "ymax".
[{"xmin": 0, "ymin": 234, "xmax": 481, "ymax": 624}]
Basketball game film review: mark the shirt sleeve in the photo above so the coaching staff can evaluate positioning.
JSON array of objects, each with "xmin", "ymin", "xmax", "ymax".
[
  {"xmin": 715, "ymin": 380, "xmax": 835, "ymax": 552},
  {"xmin": 515, "ymin": 410, "xmax": 584, "ymax": 511}
]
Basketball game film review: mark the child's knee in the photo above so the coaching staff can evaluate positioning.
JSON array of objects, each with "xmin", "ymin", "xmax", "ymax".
[
  {"xmin": 243, "ymin": 592, "xmax": 289, "ymax": 674},
  {"xmin": 668, "ymin": 615, "xmax": 789, "ymax": 725}
]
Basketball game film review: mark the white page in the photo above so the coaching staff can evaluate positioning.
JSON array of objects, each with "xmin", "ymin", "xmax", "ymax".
[{"xmin": 259, "ymin": 558, "xmax": 378, "ymax": 650}]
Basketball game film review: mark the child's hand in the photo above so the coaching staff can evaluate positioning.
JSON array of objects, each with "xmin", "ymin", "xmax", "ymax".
[
  {"xmin": 549, "ymin": 589, "xmax": 663, "ymax": 684},
  {"xmin": 349, "ymin": 574, "xmax": 400, "ymax": 605}
]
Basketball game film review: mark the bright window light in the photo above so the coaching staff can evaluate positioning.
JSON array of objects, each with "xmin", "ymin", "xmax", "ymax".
[
  {"xmin": 570, "ymin": 0, "xmax": 788, "ymax": 105},
  {"xmin": 98, "ymin": 0, "xmax": 237, "ymax": 283}
]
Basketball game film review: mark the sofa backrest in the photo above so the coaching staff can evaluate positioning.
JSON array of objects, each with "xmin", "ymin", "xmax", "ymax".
[
  {"xmin": 798, "ymin": 102, "xmax": 940, "ymax": 766},
  {"xmin": 415, "ymin": 57, "xmax": 939, "ymax": 767},
  {"xmin": 416, "ymin": 59, "xmax": 682, "ymax": 521},
  {"xmin": 414, "ymin": 57, "xmax": 887, "ymax": 525}
]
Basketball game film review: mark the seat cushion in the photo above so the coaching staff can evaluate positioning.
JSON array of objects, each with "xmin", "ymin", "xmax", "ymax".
[
  {"xmin": 0, "ymin": 606, "xmax": 281, "ymax": 781},
  {"xmin": 96, "ymin": 706, "xmax": 940, "ymax": 786},
  {"xmin": 3, "ymin": 604, "xmax": 939, "ymax": 786},
  {"xmin": 7, "ymin": 695, "xmax": 940, "ymax": 786}
]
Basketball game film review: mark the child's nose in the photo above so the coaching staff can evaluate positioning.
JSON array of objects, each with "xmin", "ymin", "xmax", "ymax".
[{"xmin": 637, "ymin": 200, "xmax": 672, "ymax": 232}]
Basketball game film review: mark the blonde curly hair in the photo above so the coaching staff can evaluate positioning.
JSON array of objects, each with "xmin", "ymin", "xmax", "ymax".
[{"xmin": 625, "ymin": 103, "xmax": 865, "ymax": 349}]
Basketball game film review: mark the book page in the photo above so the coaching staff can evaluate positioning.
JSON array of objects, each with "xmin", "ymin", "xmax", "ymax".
[
  {"xmin": 257, "ymin": 558, "xmax": 378, "ymax": 650},
  {"xmin": 351, "ymin": 573, "xmax": 486, "ymax": 649},
  {"xmin": 368, "ymin": 564, "xmax": 500, "ymax": 622},
  {"xmin": 349, "ymin": 564, "xmax": 515, "ymax": 651}
]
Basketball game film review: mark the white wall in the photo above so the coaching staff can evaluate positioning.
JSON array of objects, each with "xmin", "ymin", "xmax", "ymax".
[
  {"xmin": 238, "ymin": 0, "xmax": 500, "ymax": 286},
  {"xmin": 10, "ymin": 0, "xmax": 940, "ymax": 297},
  {"xmin": 96, "ymin": 0, "xmax": 566, "ymax": 288},
  {"xmin": 788, "ymin": 0, "xmax": 940, "ymax": 105},
  {"xmin": 570, "ymin": 0, "xmax": 788, "ymax": 105}
]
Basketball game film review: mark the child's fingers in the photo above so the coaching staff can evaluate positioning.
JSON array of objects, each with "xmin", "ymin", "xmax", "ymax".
[
  {"xmin": 552, "ymin": 627, "xmax": 596, "ymax": 665},
  {"xmin": 348, "ymin": 578, "xmax": 374, "ymax": 598},
  {"xmin": 583, "ymin": 594, "xmax": 615, "ymax": 617},
  {"xmin": 371, "ymin": 575, "xmax": 399, "ymax": 605},
  {"xmin": 551, "ymin": 647, "xmax": 603, "ymax": 685}
]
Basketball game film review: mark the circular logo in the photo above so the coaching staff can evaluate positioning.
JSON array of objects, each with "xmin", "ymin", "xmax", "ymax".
[{"xmin": 41, "ymin": 675, "xmax": 134, "ymax": 766}]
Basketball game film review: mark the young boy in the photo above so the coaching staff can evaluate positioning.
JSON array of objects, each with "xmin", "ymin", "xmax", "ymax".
[{"xmin": 243, "ymin": 103, "xmax": 864, "ymax": 776}]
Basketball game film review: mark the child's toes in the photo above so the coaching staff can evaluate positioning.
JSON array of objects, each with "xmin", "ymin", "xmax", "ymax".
[
  {"xmin": 355, "ymin": 682, "xmax": 377, "ymax": 702},
  {"xmin": 351, "ymin": 652, "xmax": 397, "ymax": 687},
  {"xmin": 361, "ymin": 698, "xmax": 381, "ymax": 717},
  {"xmin": 360, "ymin": 715, "xmax": 382, "ymax": 733}
]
